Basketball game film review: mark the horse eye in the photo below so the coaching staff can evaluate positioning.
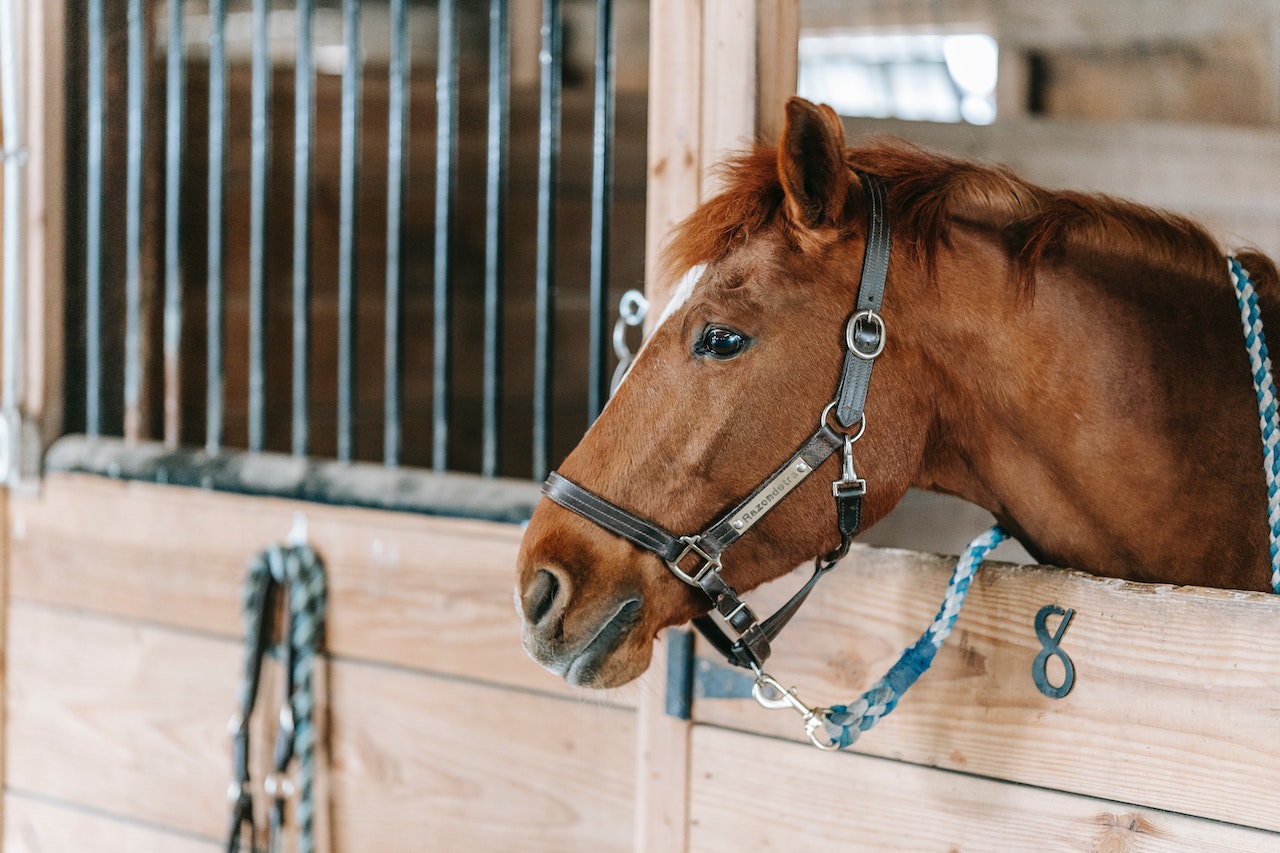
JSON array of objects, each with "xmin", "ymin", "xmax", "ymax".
[{"xmin": 697, "ymin": 326, "xmax": 749, "ymax": 360}]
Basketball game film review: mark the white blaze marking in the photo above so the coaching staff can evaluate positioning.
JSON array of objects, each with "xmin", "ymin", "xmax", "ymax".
[{"xmin": 594, "ymin": 264, "xmax": 706, "ymax": 421}]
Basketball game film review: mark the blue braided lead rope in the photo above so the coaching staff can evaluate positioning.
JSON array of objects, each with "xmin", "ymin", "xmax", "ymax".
[
  {"xmin": 1229, "ymin": 257, "xmax": 1280, "ymax": 594},
  {"xmin": 819, "ymin": 524, "xmax": 1007, "ymax": 749}
]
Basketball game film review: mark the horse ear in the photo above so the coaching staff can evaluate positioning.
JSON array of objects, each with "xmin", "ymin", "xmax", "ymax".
[{"xmin": 778, "ymin": 97, "xmax": 850, "ymax": 228}]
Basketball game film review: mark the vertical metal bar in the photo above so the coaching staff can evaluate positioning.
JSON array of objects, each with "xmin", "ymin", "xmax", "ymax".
[
  {"xmin": 586, "ymin": 0, "xmax": 614, "ymax": 422},
  {"xmin": 86, "ymin": 0, "xmax": 104, "ymax": 438},
  {"xmin": 533, "ymin": 0, "xmax": 562, "ymax": 481},
  {"xmin": 384, "ymin": 0, "xmax": 408, "ymax": 467},
  {"xmin": 163, "ymin": 0, "xmax": 186, "ymax": 448},
  {"xmin": 247, "ymin": 0, "xmax": 272, "ymax": 453},
  {"xmin": 336, "ymin": 0, "xmax": 361, "ymax": 462},
  {"xmin": 433, "ymin": 0, "xmax": 458, "ymax": 472},
  {"xmin": 124, "ymin": 0, "xmax": 146, "ymax": 443},
  {"xmin": 293, "ymin": 0, "xmax": 314, "ymax": 457},
  {"xmin": 481, "ymin": 0, "xmax": 508, "ymax": 477},
  {"xmin": 206, "ymin": 0, "xmax": 227, "ymax": 454},
  {"xmin": 0, "ymin": 0, "xmax": 26, "ymax": 471}
]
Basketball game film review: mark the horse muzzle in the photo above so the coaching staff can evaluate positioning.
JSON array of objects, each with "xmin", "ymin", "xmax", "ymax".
[{"xmin": 518, "ymin": 564, "xmax": 646, "ymax": 688}]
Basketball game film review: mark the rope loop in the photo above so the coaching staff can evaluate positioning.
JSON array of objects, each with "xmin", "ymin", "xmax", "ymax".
[{"xmin": 226, "ymin": 543, "xmax": 327, "ymax": 853}]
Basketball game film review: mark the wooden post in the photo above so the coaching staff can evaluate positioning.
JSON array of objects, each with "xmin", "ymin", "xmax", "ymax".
[
  {"xmin": 17, "ymin": 0, "xmax": 64, "ymax": 464},
  {"xmin": 637, "ymin": 2, "xmax": 798, "ymax": 851}
]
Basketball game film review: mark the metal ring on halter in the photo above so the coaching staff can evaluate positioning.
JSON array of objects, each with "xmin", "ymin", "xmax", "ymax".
[
  {"xmin": 846, "ymin": 309, "xmax": 886, "ymax": 360},
  {"xmin": 821, "ymin": 402, "xmax": 867, "ymax": 443}
]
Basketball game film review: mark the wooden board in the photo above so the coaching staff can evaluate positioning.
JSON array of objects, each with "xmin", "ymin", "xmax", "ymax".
[
  {"xmin": 5, "ymin": 602, "xmax": 635, "ymax": 851},
  {"xmin": 692, "ymin": 544, "xmax": 1280, "ymax": 832},
  {"xmin": 7, "ymin": 473, "xmax": 611, "ymax": 705},
  {"xmin": 4, "ymin": 794, "xmax": 220, "ymax": 853},
  {"xmin": 687, "ymin": 726, "xmax": 1280, "ymax": 852},
  {"xmin": 328, "ymin": 657, "xmax": 635, "ymax": 852}
]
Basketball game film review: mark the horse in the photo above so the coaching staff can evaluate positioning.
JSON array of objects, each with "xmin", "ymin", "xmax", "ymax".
[{"xmin": 516, "ymin": 95, "xmax": 1280, "ymax": 689}]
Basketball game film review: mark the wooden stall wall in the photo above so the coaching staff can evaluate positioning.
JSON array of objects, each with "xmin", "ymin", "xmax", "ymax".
[
  {"xmin": 6, "ymin": 1, "xmax": 1280, "ymax": 851},
  {"xmin": 4, "ymin": 472, "xmax": 638, "ymax": 851}
]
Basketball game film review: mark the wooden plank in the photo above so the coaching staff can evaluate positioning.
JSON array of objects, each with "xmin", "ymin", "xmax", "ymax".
[
  {"xmin": 7, "ymin": 473, "xmax": 608, "ymax": 704},
  {"xmin": 687, "ymin": 726, "xmax": 1280, "ymax": 852},
  {"xmin": 840, "ymin": 116, "xmax": 1280, "ymax": 258},
  {"xmin": 3, "ymin": 794, "xmax": 220, "ymax": 853},
  {"xmin": 328, "ymin": 656, "xmax": 636, "ymax": 852},
  {"xmin": 7, "ymin": 603, "xmax": 635, "ymax": 850},
  {"xmin": 5, "ymin": 604, "xmax": 238, "ymax": 839},
  {"xmin": 692, "ymin": 544, "xmax": 1280, "ymax": 831},
  {"xmin": 700, "ymin": 0, "xmax": 757, "ymax": 172},
  {"xmin": 644, "ymin": 0, "xmax": 702, "ymax": 314},
  {"xmin": 632, "ymin": 630, "xmax": 692, "ymax": 853},
  {"xmin": 754, "ymin": 0, "xmax": 799, "ymax": 144},
  {"xmin": 19, "ymin": 0, "xmax": 65, "ymax": 447}
]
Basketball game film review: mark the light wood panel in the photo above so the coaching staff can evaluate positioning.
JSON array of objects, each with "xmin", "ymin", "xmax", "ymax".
[
  {"xmin": 3, "ymin": 794, "xmax": 220, "ymax": 853},
  {"xmin": 5, "ymin": 605, "xmax": 236, "ymax": 839},
  {"xmin": 687, "ymin": 726, "xmax": 1280, "ymax": 852},
  {"xmin": 7, "ymin": 473, "xmax": 607, "ymax": 704},
  {"xmin": 6, "ymin": 603, "xmax": 635, "ymax": 851},
  {"xmin": 692, "ymin": 544, "xmax": 1280, "ymax": 831},
  {"xmin": 328, "ymin": 658, "xmax": 635, "ymax": 852}
]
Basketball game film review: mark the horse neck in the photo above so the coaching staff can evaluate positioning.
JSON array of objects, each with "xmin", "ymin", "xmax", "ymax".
[{"xmin": 909, "ymin": 235, "xmax": 1270, "ymax": 591}]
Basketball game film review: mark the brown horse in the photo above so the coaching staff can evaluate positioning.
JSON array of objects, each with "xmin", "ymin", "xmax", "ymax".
[{"xmin": 516, "ymin": 96, "xmax": 1280, "ymax": 689}]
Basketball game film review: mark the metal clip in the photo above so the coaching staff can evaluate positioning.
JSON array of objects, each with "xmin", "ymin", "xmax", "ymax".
[
  {"xmin": 833, "ymin": 434, "xmax": 867, "ymax": 498},
  {"xmin": 752, "ymin": 672, "xmax": 839, "ymax": 751}
]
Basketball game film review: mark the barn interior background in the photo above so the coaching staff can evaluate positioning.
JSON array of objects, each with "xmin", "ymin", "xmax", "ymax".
[{"xmin": 0, "ymin": 0, "xmax": 1278, "ymax": 851}]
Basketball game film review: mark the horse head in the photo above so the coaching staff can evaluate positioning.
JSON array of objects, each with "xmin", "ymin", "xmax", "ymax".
[{"xmin": 515, "ymin": 98, "xmax": 937, "ymax": 687}]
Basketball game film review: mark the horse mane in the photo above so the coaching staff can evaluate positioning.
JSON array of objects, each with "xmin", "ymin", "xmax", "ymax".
[{"xmin": 661, "ymin": 138, "xmax": 1275, "ymax": 299}]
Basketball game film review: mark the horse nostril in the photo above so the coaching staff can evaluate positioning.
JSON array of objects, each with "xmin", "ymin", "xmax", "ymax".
[{"xmin": 524, "ymin": 568, "xmax": 563, "ymax": 626}]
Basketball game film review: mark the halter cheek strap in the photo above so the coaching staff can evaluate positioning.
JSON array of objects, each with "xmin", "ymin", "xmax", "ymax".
[{"xmin": 541, "ymin": 172, "xmax": 892, "ymax": 673}]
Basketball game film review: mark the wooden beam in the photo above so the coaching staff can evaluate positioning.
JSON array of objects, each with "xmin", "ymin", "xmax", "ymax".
[
  {"xmin": 692, "ymin": 544, "xmax": 1280, "ymax": 832},
  {"xmin": 19, "ymin": 0, "xmax": 65, "ymax": 449},
  {"xmin": 688, "ymin": 726, "xmax": 1280, "ymax": 851},
  {"xmin": 5, "ymin": 603, "xmax": 635, "ymax": 849},
  {"xmin": 4, "ymin": 793, "xmax": 220, "ymax": 853},
  {"xmin": 643, "ymin": 0, "xmax": 703, "ymax": 316},
  {"xmin": 7, "ymin": 473, "xmax": 615, "ymax": 705}
]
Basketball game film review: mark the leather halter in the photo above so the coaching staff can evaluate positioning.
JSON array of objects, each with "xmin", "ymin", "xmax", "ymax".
[{"xmin": 542, "ymin": 172, "xmax": 892, "ymax": 672}]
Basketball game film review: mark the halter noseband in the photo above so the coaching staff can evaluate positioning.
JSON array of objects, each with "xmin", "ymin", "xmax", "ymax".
[{"xmin": 542, "ymin": 172, "xmax": 892, "ymax": 673}]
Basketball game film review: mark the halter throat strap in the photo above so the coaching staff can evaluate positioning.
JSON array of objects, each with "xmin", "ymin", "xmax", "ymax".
[{"xmin": 541, "ymin": 172, "xmax": 892, "ymax": 671}]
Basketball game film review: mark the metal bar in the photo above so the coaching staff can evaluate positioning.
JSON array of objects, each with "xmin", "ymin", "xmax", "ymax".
[
  {"xmin": 124, "ymin": 0, "xmax": 145, "ymax": 443},
  {"xmin": 0, "ymin": 0, "xmax": 26, "ymax": 477},
  {"xmin": 247, "ymin": 0, "xmax": 272, "ymax": 453},
  {"xmin": 293, "ymin": 0, "xmax": 314, "ymax": 457},
  {"xmin": 481, "ymin": 0, "xmax": 508, "ymax": 477},
  {"xmin": 86, "ymin": 0, "xmax": 104, "ymax": 438},
  {"xmin": 587, "ymin": 0, "xmax": 614, "ymax": 422},
  {"xmin": 433, "ymin": 0, "xmax": 458, "ymax": 472},
  {"xmin": 383, "ymin": 0, "xmax": 408, "ymax": 468},
  {"xmin": 206, "ymin": 0, "xmax": 227, "ymax": 454},
  {"xmin": 533, "ymin": 0, "xmax": 562, "ymax": 480},
  {"xmin": 163, "ymin": 0, "xmax": 186, "ymax": 448},
  {"xmin": 337, "ymin": 0, "xmax": 361, "ymax": 463}
]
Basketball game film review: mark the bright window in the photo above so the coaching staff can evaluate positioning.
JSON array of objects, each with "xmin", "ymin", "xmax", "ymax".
[{"xmin": 798, "ymin": 31, "xmax": 998, "ymax": 125}]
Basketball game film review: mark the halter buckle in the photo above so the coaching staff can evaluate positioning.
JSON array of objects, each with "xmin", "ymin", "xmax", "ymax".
[
  {"xmin": 846, "ymin": 309, "xmax": 886, "ymax": 360},
  {"xmin": 666, "ymin": 536, "xmax": 722, "ymax": 586}
]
